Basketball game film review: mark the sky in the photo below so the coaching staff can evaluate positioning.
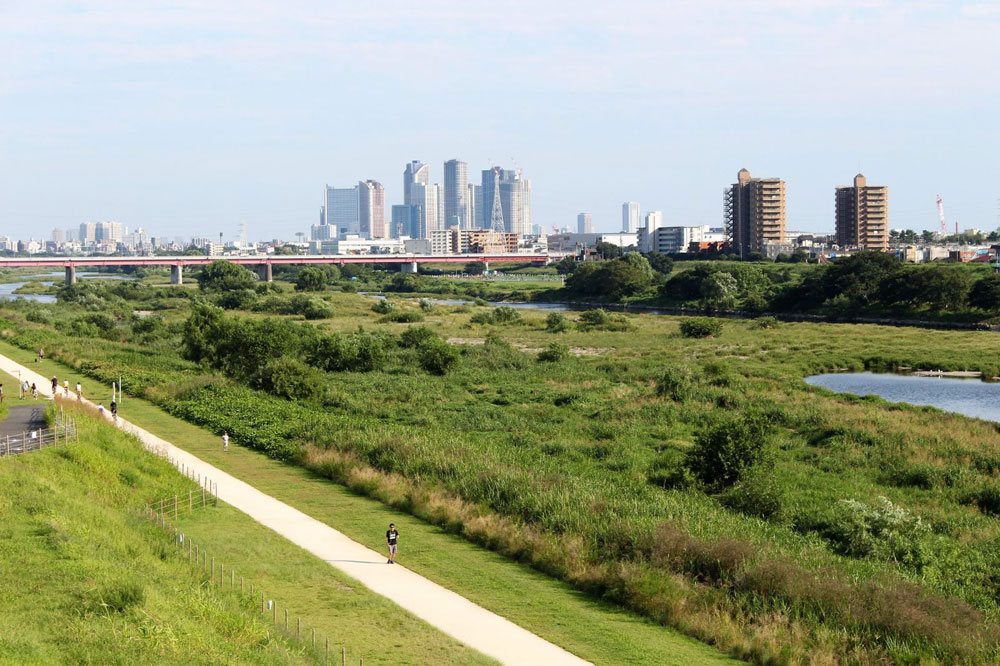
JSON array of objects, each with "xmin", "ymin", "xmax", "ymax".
[{"xmin": 1, "ymin": 0, "xmax": 998, "ymax": 241}]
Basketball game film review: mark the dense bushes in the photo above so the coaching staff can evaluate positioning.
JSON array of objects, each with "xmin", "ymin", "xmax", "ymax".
[
  {"xmin": 545, "ymin": 312, "xmax": 571, "ymax": 333},
  {"xmin": 679, "ymin": 317, "xmax": 722, "ymax": 338},
  {"xmin": 198, "ymin": 261, "xmax": 257, "ymax": 292},
  {"xmin": 251, "ymin": 357, "xmax": 324, "ymax": 401},
  {"xmin": 537, "ymin": 342, "xmax": 569, "ymax": 363},
  {"xmin": 470, "ymin": 306, "xmax": 521, "ymax": 325},
  {"xmin": 564, "ymin": 255, "xmax": 654, "ymax": 299},
  {"xmin": 576, "ymin": 309, "xmax": 631, "ymax": 331},
  {"xmin": 417, "ymin": 338, "xmax": 459, "ymax": 375},
  {"xmin": 685, "ymin": 411, "xmax": 774, "ymax": 491}
]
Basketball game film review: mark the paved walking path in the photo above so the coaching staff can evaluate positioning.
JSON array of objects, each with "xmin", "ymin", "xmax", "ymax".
[
  {"xmin": 0, "ymin": 404, "xmax": 46, "ymax": 437},
  {"xmin": 0, "ymin": 353, "xmax": 590, "ymax": 666}
]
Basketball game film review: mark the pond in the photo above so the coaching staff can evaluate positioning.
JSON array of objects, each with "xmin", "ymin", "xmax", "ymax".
[{"xmin": 805, "ymin": 372, "xmax": 1000, "ymax": 423}]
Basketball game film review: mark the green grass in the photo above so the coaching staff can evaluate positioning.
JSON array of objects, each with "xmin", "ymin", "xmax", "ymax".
[
  {"xmin": 0, "ymin": 339, "xmax": 736, "ymax": 666},
  {"xmin": 6, "ymin": 282, "xmax": 1000, "ymax": 663},
  {"xmin": 0, "ymin": 399, "xmax": 496, "ymax": 665}
]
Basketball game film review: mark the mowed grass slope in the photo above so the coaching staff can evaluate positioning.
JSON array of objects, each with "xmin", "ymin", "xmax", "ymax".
[{"xmin": 0, "ymin": 403, "xmax": 495, "ymax": 666}]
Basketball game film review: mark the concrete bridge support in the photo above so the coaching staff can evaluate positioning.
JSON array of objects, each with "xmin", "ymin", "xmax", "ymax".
[
  {"xmin": 170, "ymin": 264, "xmax": 183, "ymax": 285},
  {"xmin": 482, "ymin": 261, "xmax": 489, "ymax": 273},
  {"xmin": 65, "ymin": 265, "xmax": 76, "ymax": 286},
  {"xmin": 400, "ymin": 262, "xmax": 419, "ymax": 274},
  {"xmin": 257, "ymin": 263, "xmax": 273, "ymax": 282}
]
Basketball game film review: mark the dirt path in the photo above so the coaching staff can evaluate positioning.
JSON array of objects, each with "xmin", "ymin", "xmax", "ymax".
[{"xmin": 0, "ymin": 352, "xmax": 590, "ymax": 666}]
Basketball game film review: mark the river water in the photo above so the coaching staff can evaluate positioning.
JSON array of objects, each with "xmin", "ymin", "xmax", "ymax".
[
  {"xmin": 805, "ymin": 372, "xmax": 1000, "ymax": 423},
  {"xmin": 0, "ymin": 272, "xmax": 132, "ymax": 304}
]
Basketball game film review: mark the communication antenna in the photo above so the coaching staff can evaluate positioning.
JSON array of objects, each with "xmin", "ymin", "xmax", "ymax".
[{"xmin": 936, "ymin": 195, "xmax": 947, "ymax": 235}]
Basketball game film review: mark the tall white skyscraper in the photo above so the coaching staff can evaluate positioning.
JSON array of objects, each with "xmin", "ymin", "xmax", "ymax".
[
  {"xmin": 358, "ymin": 180, "xmax": 386, "ymax": 239},
  {"xmin": 404, "ymin": 160, "xmax": 429, "ymax": 207},
  {"xmin": 577, "ymin": 213, "xmax": 593, "ymax": 234},
  {"xmin": 481, "ymin": 167, "xmax": 532, "ymax": 236},
  {"xmin": 409, "ymin": 182, "xmax": 439, "ymax": 238},
  {"xmin": 644, "ymin": 211, "xmax": 663, "ymax": 230},
  {"xmin": 443, "ymin": 159, "xmax": 468, "ymax": 229},
  {"xmin": 622, "ymin": 202, "xmax": 640, "ymax": 232}
]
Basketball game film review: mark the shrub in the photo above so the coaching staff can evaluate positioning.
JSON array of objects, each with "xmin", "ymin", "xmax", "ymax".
[
  {"xmin": 750, "ymin": 315, "xmax": 779, "ymax": 329},
  {"xmin": 197, "ymin": 260, "xmax": 257, "ymax": 292},
  {"xmin": 215, "ymin": 288, "xmax": 258, "ymax": 310},
  {"xmin": 469, "ymin": 310, "xmax": 494, "ymax": 325},
  {"xmin": 293, "ymin": 296, "xmax": 334, "ymax": 320},
  {"xmin": 492, "ymin": 306, "xmax": 521, "ymax": 324},
  {"xmin": 545, "ymin": 311, "xmax": 572, "ymax": 333},
  {"xmin": 655, "ymin": 366, "xmax": 694, "ymax": 401},
  {"xmin": 685, "ymin": 410, "xmax": 773, "ymax": 491},
  {"xmin": 537, "ymin": 342, "xmax": 569, "ymax": 363},
  {"xmin": 419, "ymin": 299, "xmax": 435, "ymax": 312},
  {"xmin": 371, "ymin": 299, "xmax": 395, "ymax": 314},
  {"xmin": 399, "ymin": 325, "xmax": 438, "ymax": 348},
  {"xmin": 825, "ymin": 497, "xmax": 930, "ymax": 569},
  {"xmin": 961, "ymin": 486, "xmax": 1000, "ymax": 516},
  {"xmin": 473, "ymin": 333, "xmax": 529, "ymax": 370},
  {"xmin": 577, "ymin": 308, "xmax": 631, "ymax": 331},
  {"xmin": 382, "ymin": 310, "xmax": 424, "ymax": 323},
  {"xmin": 252, "ymin": 357, "xmax": 323, "ymax": 401},
  {"xmin": 717, "ymin": 469, "xmax": 784, "ymax": 521},
  {"xmin": 418, "ymin": 338, "xmax": 459, "ymax": 375},
  {"xmin": 679, "ymin": 317, "xmax": 722, "ymax": 338},
  {"xmin": 295, "ymin": 266, "xmax": 327, "ymax": 291}
]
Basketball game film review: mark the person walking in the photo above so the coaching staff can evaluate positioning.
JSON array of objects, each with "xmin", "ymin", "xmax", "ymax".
[
  {"xmin": 97, "ymin": 403, "xmax": 105, "ymax": 418},
  {"xmin": 63, "ymin": 380, "xmax": 69, "ymax": 397},
  {"xmin": 0, "ymin": 383, "xmax": 4, "ymax": 403},
  {"xmin": 37, "ymin": 348, "xmax": 43, "ymax": 362},
  {"xmin": 20, "ymin": 380, "xmax": 28, "ymax": 400},
  {"xmin": 30, "ymin": 383, "xmax": 37, "ymax": 399},
  {"xmin": 75, "ymin": 382, "xmax": 82, "ymax": 401},
  {"xmin": 222, "ymin": 431, "xmax": 229, "ymax": 452},
  {"xmin": 386, "ymin": 523, "xmax": 399, "ymax": 564},
  {"xmin": 110, "ymin": 399, "xmax": 117, "ymax": 422},
  {"xmin": 51, "ymin": 376, "xmax": 58, "ymax": 395}
]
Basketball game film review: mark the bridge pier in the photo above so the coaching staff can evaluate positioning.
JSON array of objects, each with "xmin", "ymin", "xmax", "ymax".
[
  {"xmin": 65, "ymin": 265, "xmax": 76, "ymax": 286},
  {"xmin": 257, "ymin": 263, "xmax": 273, "ymax": 282},
  {"xmin": 170, "ymin": 264, "xmax": 183, "ymax": 285},
  {"xmin": 400, "ymin": 262, "xmax": 418, "ymax": 274},
  {"xmin": 482, "ymin": 261, "xmax": 489, "ymax": 273}
]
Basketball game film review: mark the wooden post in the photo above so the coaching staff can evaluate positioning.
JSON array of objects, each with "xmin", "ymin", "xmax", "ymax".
[
  {"xmin": 296, "ymin": 616, "xmax": 300, "ymax": 639},
  {"xmin": 231, "ymin": 569, "xmax": 234, "ymax": 587},
  {"xmin": 220, "ymin": 561, "xmax": 224, "ymax": 583},
  {"xmin": 174, "ymin": 495, "xmax": 178, "ymax": 520},
  {"xmin": 284, "ymin": 609, "xmax": 288, "ymax": 630},
  {"xmin": 241, "ymin": 576, "xmax": 244, "ymax": 593},
  {"xmin": 311, "ymin": 628, "xmax": 315, "ymax": 647},
  {"xmin": 188, "ymin": 538, "xmax": 192, "ymax": 561},
  {"xmin": 188, "ymin": 489, "xmax": 192, "ymax": 512},
  {"xmin": 211, "ymin": 557, "xmax": 215, "ymax": 583},
  {"xmin": 326, "ymin": 637, "xmax": 329, "ymax": 661},
  {"xmin": 342, "ymin": 647, "xmax": 346, "ymax": 666},
  {"xmin": 261, "ymin": 593, "xmax": 264, "ymax": 614},
  {"xmin": 201, "ymin": 487, "xmax": 205, "ymax": 508},
  {"xmin": 272, "ymin": 602, "xmax": 276, "ymax": 624}
]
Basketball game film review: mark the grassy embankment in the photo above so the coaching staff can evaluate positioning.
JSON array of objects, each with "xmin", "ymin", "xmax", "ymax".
[
  {"xmin": 0, "ymin": 398, "xmax": 498, "ymax": 665},
  {"xmin": 5, "ymin": 283, "xmax": 1000, "ymax": 663},
  {"xmin": 0, "ymin": 339, "xmax": 737, "ymax": 666}
]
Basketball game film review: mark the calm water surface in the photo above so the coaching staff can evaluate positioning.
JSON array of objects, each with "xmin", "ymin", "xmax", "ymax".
[
  {"xmin": 0, "ymin": 272, "xmax": 132, "ymax": 304},
  {"xmin": 805, "ymin": 372, "xmax": 1000, "ymax": 423}
]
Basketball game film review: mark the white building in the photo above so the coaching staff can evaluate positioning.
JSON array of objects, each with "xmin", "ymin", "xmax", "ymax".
[
  {"xmin": 622, "ymin": 202, "xmax": 640, "ymax": 233},
  {"xmin": 640, "ymin": 225, "xmax": 717, "ymax": 254}
]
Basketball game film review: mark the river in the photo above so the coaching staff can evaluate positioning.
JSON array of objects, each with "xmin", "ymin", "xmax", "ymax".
[
  {"xmin": 805, "ymin": 372, "xmax": 1000, "ymax": 423},
  {"xmin": 0, "ymin": 272, "xmax": 133, "ymax": 304}
]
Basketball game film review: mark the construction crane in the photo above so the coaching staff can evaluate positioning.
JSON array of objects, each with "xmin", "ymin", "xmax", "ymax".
[{"xmin": 936, "ymin": 195, "xmax": 947, "ymax": 236}]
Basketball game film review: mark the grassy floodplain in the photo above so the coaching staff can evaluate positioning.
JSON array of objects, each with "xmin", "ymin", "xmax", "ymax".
[{"xmin": 3, "ymin": 271, "xmax": 1000, "ymax": 664}]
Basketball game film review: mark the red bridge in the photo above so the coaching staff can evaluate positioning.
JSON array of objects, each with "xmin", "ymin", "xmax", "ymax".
[{"xmin": 0, "ymin": 254, "xmax": 553, "ymax": 285}]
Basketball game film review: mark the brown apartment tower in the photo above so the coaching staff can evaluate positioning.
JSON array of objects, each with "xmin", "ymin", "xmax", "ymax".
[
  {"xmin": 725, "ymin": 168, "xmax": 786, "ymax": 258},
  {"xmin": 835, "ymin": 174, "xmax": 888, "ymax": 251}
]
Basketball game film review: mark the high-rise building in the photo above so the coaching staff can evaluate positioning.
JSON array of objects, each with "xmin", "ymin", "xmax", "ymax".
[
  {"xmin": 324, "ymin": 185, "xmax": 360, "ymax": 237},
  {"xmin": 622, "ymin": 202, "xmax": 640, "ymax": 233},
  {"xmin": 835, "ymin": 174, "xmax": 889, "ymax": 251},
  {"xmin": 391, "ymin": 205, "xmax": 419, "ymax": 238},
  {"xmin": 78, "ymin": 222, "xmax": 97, "ymax": 245},
  {"xmin": 481, "ymin": 167, "xmax": 532, "ymax": 236},
  {"xmin": 409, "ymin": 182, "xmax": 439, "ymax": 238},
  {"xmin": 403, "ymin": 161, "xmax": 429, "ymax": 207},
  {"xmin": 577, "ymin": 213, "xmax": 593, "ymax": 234},
  {"xmin": 358, "ymin": 180, "xmax": 386, "ymax": 239},
  {"xmin": 95, "ymin": 221, "xmax": 123, "ymax": 244},
  {"xmin": 469, "ymin": 184, "xmax": 482, "ymax": 228},
  {"xmin": 644, "ymin": 211, "xmax": 663, "ymax": 231},
  {"xmin": 51, "ymin": 228, "xmax": 64, "ymax": 245},
  {"xmin": 725, "ymin": 168, "xmax": 786, "ymax": 258},
  {"xmin": 444, "ymin": 159, "xmax": 468, "ymax": 230}
]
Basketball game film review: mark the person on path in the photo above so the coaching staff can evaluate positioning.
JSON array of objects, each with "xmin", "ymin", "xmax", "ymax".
[
  {"xmin": 51, "ymin": 376, "xmax": 58, "ymax": 394},
  {"xmin": 0, "ymin": 383, "xmax": 4, "ymax": 403},
  {"xmin": 222, "ymin": 431, "xmax": 229, "ymax": 452},
  {"xmin": 97, "ymin": 403, "xmax": 105, "ymax": 417},
  {"xmin": 63, "ymin": 380, "xmax": 69, "ymax": 397},
  {"xmin": 75, "ymin": 382, "xmax": 82, "ymax": 401},
  {"xmin": 386, "ymin": 523, "xmax": 399, "ymax": 564},
  {"xmin": 110, "ymin": 399, "xmax": 117, "ymax": 422},
  {"xmin": 31, "ymin": 383, "xmax": 37, "ymax": 399},
  {"xmin": 20, "ymin": 380, "xmax": 28, "ymax": 399}
]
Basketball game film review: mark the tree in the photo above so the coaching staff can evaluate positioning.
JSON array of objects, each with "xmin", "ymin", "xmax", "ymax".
[
  {"xmin": 418, "ymin": 338, "xmax": 459, "ymax": 375},
  {"xmin": 645, "ymin": 251, "xmax": 674, "ymax": 275},
  {"xmin": 553, "ymin": 256, "xmax": 578, "ymax": 274},
  {"xmin": 685, "ymin": 411, "xmax": 774, "ymax": 491},
  {"xmin": 595, "ymin": 242, "xmax": 623, "ymax": 259},
  {"xmin": 969, "ymin": 273, "xmax": 1000, "ymax": 312},
  {"xmin": 295, "ymin": 267, "xmax": 327, "ymax": 292},
  {"xmin": 820, "ymin": 251, "xmax": 901, "ymax": 306},
  {"xmin": 197, "ymin": 260, "xmax": 257, "ymax": 292},
  {"xmin": 464, "ymin": 261, "xmax": 487, "ymax": 275},
  {"xmin": 700, "ymin": 272, "xmax": 738, "ymax": 310}
]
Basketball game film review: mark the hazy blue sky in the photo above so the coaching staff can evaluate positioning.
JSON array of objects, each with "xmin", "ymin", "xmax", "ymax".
[{"xmin": 1, "ymin": 1, "xmax": 998, "ymax": 240}]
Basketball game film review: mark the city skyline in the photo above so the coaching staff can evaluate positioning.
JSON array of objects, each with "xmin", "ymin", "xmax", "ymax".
[{"xmin": 1, "ymin": 2, "xmax": 998, "ymax": 239}]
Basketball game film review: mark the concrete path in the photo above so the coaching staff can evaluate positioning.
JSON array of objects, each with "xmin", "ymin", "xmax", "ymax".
[{"xmin": 0, "ymin": 352, "xmax": 590, "ymax": 666}]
